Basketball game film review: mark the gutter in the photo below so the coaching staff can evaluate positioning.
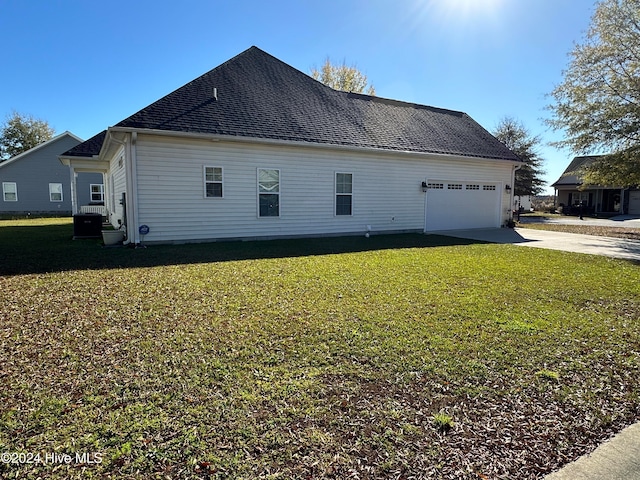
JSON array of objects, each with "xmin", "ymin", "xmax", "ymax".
[{"xmin": 106, "ymin": 126, "xmax": 522, "ymax": 164}]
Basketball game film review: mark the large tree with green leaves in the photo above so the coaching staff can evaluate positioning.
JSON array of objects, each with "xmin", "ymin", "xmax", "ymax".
[
  {"xmin": 493, "ymin": 117, "xmax": 546, "ymax": 196},
  {"xmin": 311, "ymin": 58, "xmax": 376, "ymax": 95},
  {"xmin": 0, "ymin": 111, "xmax": 55, "ymax": 161},
  {"xmin": 547, "ymin": 0, "xmax": 640, "ymax": 187}
]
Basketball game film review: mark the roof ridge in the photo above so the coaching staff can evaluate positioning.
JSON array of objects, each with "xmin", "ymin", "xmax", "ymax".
[
  {"xmin": 343, "ymin": 91, "xmax": 465, "ymax": 116},
  {"xmin": 1, "ymin": 131, "xmax": 82, "ymax": 167}
]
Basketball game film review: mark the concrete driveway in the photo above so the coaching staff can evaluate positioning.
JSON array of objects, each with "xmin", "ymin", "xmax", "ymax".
[
  {"xmin": 442, "ymin": 227, "xmax": 640, "ymax": 263},
  {"xmin": 518, "ymin": 214, "xmax": 640, "ymax": 229}
]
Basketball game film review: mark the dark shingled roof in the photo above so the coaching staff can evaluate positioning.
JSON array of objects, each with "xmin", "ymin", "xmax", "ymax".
[
  {"xmin": 551, "ymin": 155, "xmax": 602, "ymax": 186},
  {"xmin": 62, "ymin": 130, "xmax": 106, "ymax": 158},
  {"xmin": 63, "ymin": 46, "xmax": 520, "ymax": 161}
]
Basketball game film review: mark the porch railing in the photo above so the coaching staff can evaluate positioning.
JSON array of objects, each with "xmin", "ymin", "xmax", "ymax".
[{"xmin": 79, "ymin": 205, "xmax": 107, "ymax": 216}]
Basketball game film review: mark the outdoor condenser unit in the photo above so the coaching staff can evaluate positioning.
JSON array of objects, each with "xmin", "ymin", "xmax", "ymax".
[{"xmin": 73, "ymin": 213, "xmax": 102, "ymax": 239}]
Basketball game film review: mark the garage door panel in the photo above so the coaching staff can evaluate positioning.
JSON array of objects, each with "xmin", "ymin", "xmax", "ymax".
[{"xmin": 425, "ymin": 181, "xmax": 500, "ymax": 231}]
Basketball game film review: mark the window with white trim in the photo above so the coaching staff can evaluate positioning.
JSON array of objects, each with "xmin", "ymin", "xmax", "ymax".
[
  {"xmin": 2, "ymin": 182, "xmax": 17, "ymax": 202},
  {"xmin": 427, "ymin": 183, "xmax": 443, "ymax": 189},
  {"xmin": 483, "ymin": 185, "xmax": 496, "ymax": 191},
  {"xmin": 448, "ymin": 184, "xmax": 463, "ymax": 190},
  {"xmin": 90, "ymin": 184, "xmax": 104, "ymax": 203},
  {"xmin": 466, "ymin": 184, "xmax": 480, "ymax": 190},
  {"xmin": 204, "ymin": 166, "xmax": 223, "ymax": 198},
  {"xmin": 573, "ymin": 192, "xmax": 589, "ymax": 205},
  {"xmin": 335, "ymin": 172, "xmax": 353, "ymax": 216},
  {"xmin": 49, "ymin": 183, "xmax": 63, "ymax": 202},
  {"xmin": 258, "ymin": 168, "xmax": 280, "ymax": 217}
]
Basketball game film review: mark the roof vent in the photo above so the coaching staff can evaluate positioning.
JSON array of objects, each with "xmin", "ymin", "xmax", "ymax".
[{"xmin": 213, "ymin": 87, "xmax": 218, "ymax": 101}]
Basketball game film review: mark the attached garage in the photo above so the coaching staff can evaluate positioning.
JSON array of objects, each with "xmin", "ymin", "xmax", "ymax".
[
  {"xmin": 60, "ymin": 47, "xmax": 522, "ymax": 244},
  {"xmin": 425, "ymin": 180, "xmax": 502, "ymax": 231}
]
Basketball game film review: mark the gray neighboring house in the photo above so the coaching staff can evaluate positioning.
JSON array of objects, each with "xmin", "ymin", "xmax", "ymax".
[
  {"xmin": 552, "ymin": 155, "xmax": 640, "ymax": 215},
  {"xmin": 0, "ymin": 132, "xmax": 104, "ymax": 215}
]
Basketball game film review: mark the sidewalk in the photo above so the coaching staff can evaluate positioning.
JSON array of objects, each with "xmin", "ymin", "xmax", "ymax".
[{"xmin": 544, "ymin": 422, "xmax": 640, "ymax": 480}]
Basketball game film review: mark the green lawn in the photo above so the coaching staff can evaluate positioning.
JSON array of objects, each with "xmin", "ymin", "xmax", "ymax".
[{"xmin": 1, "ymin": 218, "xmax": 639, "ymax": 479}]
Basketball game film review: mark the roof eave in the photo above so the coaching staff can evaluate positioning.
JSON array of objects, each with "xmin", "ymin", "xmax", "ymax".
[
  {"xmin": 58, "ymin": 154, "xmax": 109, "ymax": 172},
  {"xmin": 108, "ymin": 126, "xmax": 521, "ymax": 163},
  {"xmin": 1, "ymin": 131, "xmax": 82, "ymax": 169}
]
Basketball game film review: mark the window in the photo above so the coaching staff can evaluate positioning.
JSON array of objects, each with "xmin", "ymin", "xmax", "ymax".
[
  {"xmin": 448, "ymin": 184, "xmax": 463, "ymax": 190},
  {"xmin": 2, "ymin": 182, "xmax": 17, "ymax": 202},
  {"xmin": 335, "ymin": 173, "xmax": 353, "ymax": 216},
  {"xmin": 466, "ymin": 184, "xmax": 480, "ymax": 190},
  {"xmin": 204, "ymin": 166, "xmax": 223, "ymax": 198},
  {"xmin": 90, "ymin": 184, "xmax": 104, "ymax": 203},
  {"xmin": 483, "ymin": 185, "xmax": 496, "ymax": 191},
  {"xmin": 573, "ymin": 192, "xmax": 589, "ymax": 205},
  {"xmin": 49, "ymin": 183, "xmax": 63, "ymax": 202},
  {"xmin": 427, "ymin": 183, "xmax": 444, "ymax": 189},
  {"xmin": 258, "ymin": 168, "xmax": 279, "ymax": 217}
]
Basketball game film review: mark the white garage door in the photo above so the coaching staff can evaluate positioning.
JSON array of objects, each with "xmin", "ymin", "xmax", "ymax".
[
  {"xmin": 425, "ymin": 180, "xmax": 501, "ymax": 231},
  {"xmin": 628, "ymin": 190, "xmax": 640, "ymax": 215}
]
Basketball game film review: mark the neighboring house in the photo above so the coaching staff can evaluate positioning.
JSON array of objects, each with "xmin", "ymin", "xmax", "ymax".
[
  {"xmin": 551, "ymin": 155, "xmax": 640, "ymax": 215},
  {"xmin": 0, "ymin": 132, "xmax": 103, "ymax": 215},
  {"xmin": 60, "ymin": 46, "xmax": 521, "ymax": 245}
]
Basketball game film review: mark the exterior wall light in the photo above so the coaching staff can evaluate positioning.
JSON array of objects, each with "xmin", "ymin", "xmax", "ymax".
[{"xmin": 422, "ymin": 181, "xmax": 428, "ymax": 192}]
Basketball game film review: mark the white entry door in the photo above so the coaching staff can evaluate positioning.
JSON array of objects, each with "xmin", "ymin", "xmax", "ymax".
[{"xmin": 425, "ymin": 180, "xmax": 501, "ymax": 231}]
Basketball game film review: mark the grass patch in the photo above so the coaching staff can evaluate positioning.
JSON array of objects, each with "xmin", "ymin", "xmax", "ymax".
[
  {"xmin": 1, "ymin": 218, "xmax": 639, "ymax": 478},
  {"xmin": 432, "ymin": 412, "xmax": 455, "ymax": 432},
  {"xmin": 536, "ymin": 369, "xmax": 561, "ymax": 382}
]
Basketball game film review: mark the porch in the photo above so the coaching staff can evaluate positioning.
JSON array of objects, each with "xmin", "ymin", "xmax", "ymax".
[{"xmin": 556, "ymin": 187, "xmax": 625, "ymax": 216}]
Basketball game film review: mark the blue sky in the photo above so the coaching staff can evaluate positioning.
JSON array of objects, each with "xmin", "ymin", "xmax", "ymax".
[{"xmin": 1, "ymin": 0, "xmax": 596, "ymax": 194}]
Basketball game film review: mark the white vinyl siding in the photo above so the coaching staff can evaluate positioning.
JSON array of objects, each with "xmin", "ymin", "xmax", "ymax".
[
  {"xmin": 105, "ymin": 151, "xmax": 127, "ymax": 228},
  {"xmin": 132, "ymin": 134, "xmax": 515, "ymax": 243},
  {"xmin": 49, "ymin": 183, "xmax": 63, "ymax": 202},
  {"xmin": 2, "ymin": 182, "xmax": 17, "ymax": 202}
]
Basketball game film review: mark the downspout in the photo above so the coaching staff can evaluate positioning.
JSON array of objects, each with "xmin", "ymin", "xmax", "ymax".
[
  {"xmin": 126, "ymin": 132, "xmax": 139, "ymax": 245},
  {"xmin": 510, "ymin": 163, "xmax": 522, "ymax": 225},
  {"xmin": 101, "ymin": 171, "xmax": 108, "ymax": 222},
  {"xmin": 69, "ymin": 167, "xmax": 78, "ymax": 215}
]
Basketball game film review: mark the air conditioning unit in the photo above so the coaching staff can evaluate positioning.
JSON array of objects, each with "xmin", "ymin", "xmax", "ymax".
[{"xmin": 73, "ymin": 213, "xmax": 102, "ymax": 239}]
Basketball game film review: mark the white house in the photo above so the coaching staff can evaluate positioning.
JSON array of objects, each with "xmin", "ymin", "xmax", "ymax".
[{"xmin": 60, "ymin": 47, "xmax": 521, "ymax": 245}]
